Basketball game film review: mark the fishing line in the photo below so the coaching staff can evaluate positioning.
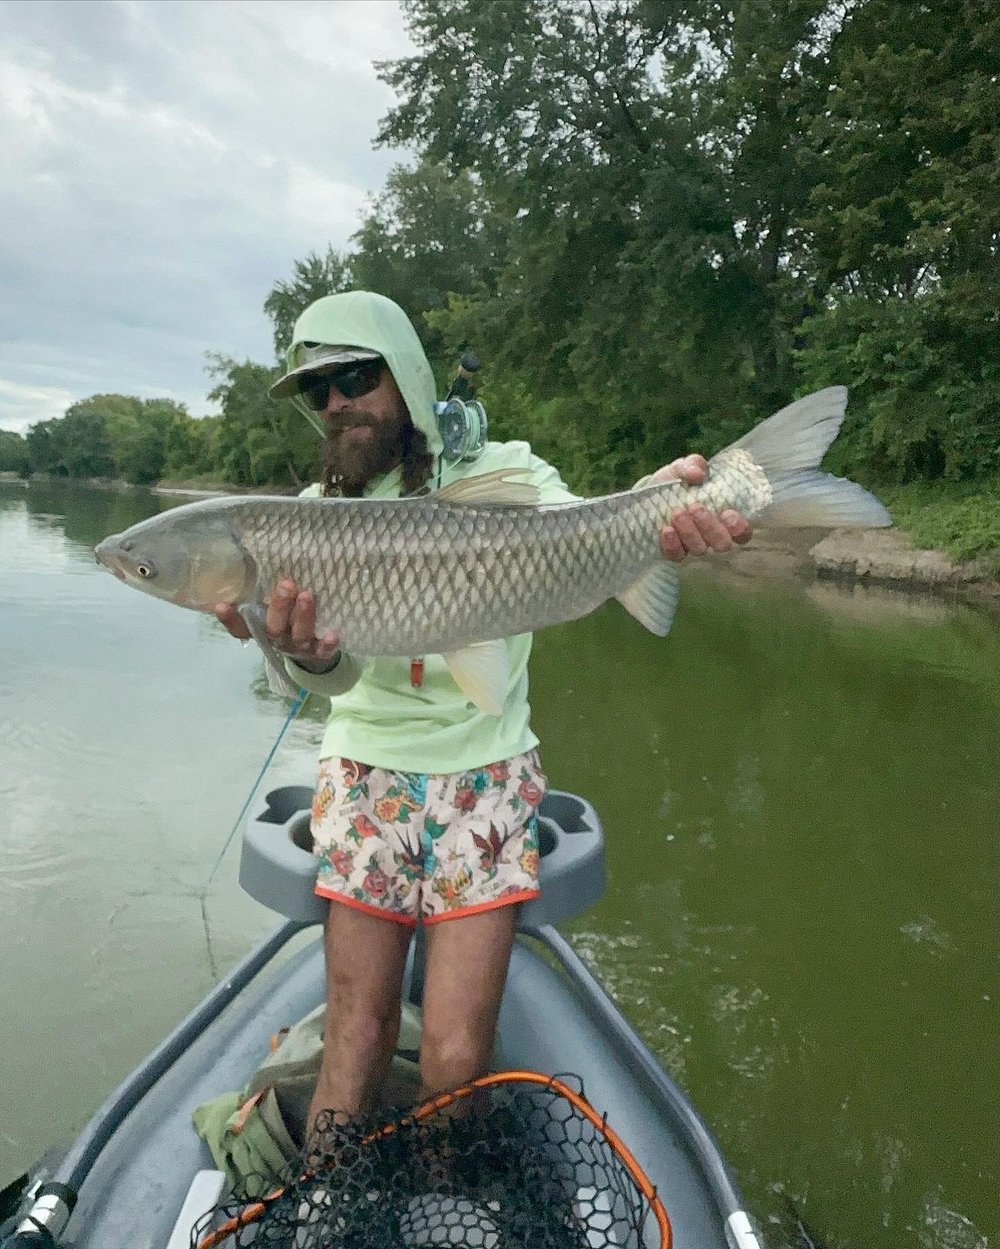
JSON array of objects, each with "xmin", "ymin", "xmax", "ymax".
[
  {"xmin": 197, "ymin": 686, "xmax": 309, "ymax": 979},
  {"xmin": 206, "ymin": 685, "xmax": 309, "ymax": 885}
]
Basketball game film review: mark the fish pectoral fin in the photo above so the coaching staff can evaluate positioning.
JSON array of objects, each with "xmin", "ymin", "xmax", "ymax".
[
  {"xmin": 615, "ymin": 565, "xmax": 681, "ymax": 636},
  {"xmin": 443, "ymin": 640, "xmax": 509, "ymax": 716},
  {"xmin": 433, "ymin": 468, "xmax": 540, "ymax": 507},
  {"xmin": 237, "ymin": 603, "xmax": 303, "ymax": 699}
]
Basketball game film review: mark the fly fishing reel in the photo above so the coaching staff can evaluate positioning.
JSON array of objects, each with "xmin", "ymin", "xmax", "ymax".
[{"xmin": 435, "ymin": 352, "xmax": 488, "ymax": 463}]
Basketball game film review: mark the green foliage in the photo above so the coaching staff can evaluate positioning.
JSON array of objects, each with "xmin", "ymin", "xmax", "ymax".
[
  {"xmin": 206, "ymin": 355, "xmax": 320, "ymax": 488},
  {"xmin": 116, "ymin": 397, "xmax": 192, "ymax": 484},
  {"xmin": 470, "ymin": 373, "xmax": 612, "ymax": 494},
  {"xmin": 796, "ymin": 294, "xmax": 1000, "ymax": 483},
  {"xmin": 377, "ymin": 0, "xmax": 826, "ymax": 451},
  {"xmin": 26, "ymin": 399, "xmax": 115, "ymax": 478},
  {"xmin": 880, "ymin": 479, "xmax": 1000, "ymax": 567},
  {"xmin": 351, "ymin": 162, "xmax": 501, "ymax": 359},
  {"xmin": 162, "ymin": 412, "xmax": 221, "ymax": 481},
  {"xmin": 264, "ymin": 247, "xmax": 352, "ymax": 359},
  {"xmin": 796, "ymin": 0, "xmax": 1000, "ymax": 298},
  {"xmin": 19, "ymin": 393, "xmax": 220, "ymax": 486},
  {"xmin": 0, "ymin": 430, "xmax": 29, "ymax": 474},
  {"xmin": 368, "ymin": 0, "xmax": 998, "ymax": 493},
  {"xmin": 789, "ymin": 0, "xmax": 1000, "ymax": 485}
]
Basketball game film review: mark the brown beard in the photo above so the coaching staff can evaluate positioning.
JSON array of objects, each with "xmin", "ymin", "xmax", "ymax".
[{"xmin": 321, "ymin": 418, "xmax": 434, "ymax": 499}]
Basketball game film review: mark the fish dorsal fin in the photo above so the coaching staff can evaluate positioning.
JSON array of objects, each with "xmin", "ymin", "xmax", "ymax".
[
  {"xmin": 433, "ymin": 468, "xmax": 539, "ymax": 507},
  {"xmin": 443, "ymin": 639, "xmax": 509, "ymax": 716},
  {"xmin": 615, "ymin": 564, "xmax": 681, "ymax": 637}
]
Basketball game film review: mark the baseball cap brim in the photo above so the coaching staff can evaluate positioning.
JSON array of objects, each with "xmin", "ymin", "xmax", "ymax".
[{"xmin": 269, "ymin": 345, "xmax": 381, "ymax": 399}]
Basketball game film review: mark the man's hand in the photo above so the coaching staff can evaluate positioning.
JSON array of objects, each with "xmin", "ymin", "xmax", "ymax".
[
  {"xmin": 214, "ymin": 578, "xmax": 341, "ymax": 669},
  {"xmin": 649, "ymin": 454, "xmax": 753, "ymax": 563}
]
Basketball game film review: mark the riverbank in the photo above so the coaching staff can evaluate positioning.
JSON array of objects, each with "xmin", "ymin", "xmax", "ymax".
[
  {"xmin": 0, "ymin": 471, "xmax": 298, "ymax": 498},
  {"xmin": 152, "ymin": 477, "xmax": 300, "ymax": 498},
  {"xmin": 713, "ymin": 526, "xmax": 1000, "ymax": 614}
]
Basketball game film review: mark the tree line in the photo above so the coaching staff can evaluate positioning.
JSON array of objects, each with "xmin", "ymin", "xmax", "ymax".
[{"xmin": 5, "ymin": 0, "xmax": 997, "ymax": 495}]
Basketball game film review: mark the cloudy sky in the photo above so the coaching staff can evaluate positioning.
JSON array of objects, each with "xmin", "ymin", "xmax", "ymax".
[{"xmin": 0, "ymin": 0, "xmax": 414, "ymax": 433}]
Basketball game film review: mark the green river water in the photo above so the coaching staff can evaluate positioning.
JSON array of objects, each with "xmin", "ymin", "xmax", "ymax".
[{"xmin": 0, "ymin": 479, "xmax": 997, "ymax": 1247}]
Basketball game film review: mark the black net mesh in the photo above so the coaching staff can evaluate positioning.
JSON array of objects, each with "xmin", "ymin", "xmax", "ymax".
[{"xmin": 193, "ymin": 1075, "xmax": 664, "ymax": 1249}]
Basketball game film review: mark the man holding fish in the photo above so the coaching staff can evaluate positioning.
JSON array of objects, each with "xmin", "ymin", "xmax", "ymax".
[
  {"xmin": 218, "ymin": 289, "xmax": 751, "ymax": 1132},
  {"xmin": 96, "ymin": 289, "xmax": 888, "ymax": 1132}
]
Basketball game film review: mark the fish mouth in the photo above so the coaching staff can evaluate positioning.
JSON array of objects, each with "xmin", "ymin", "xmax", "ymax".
[{"xmin": 94, "ymin": 540, "xmax": 126, "ymax": 580}]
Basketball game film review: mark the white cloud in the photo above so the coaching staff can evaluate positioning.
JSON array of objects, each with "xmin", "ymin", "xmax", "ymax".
[
  {"xmin": 285, "ymin": 163, "xmax": 369, "ymax": 235},
  {"xmin": 0, "ymin": 379, "xmax": 77, "ymax": 433},
  {"xmin": 248, "ymin": 0, "xmax": 414, "ymax": 76},
  {"xmin": 0, "ymin": 0, "xmax": 415, "ymax": 434},
  {"xmin": 0, "ymin": 59, "xmax": 57, "ymax": 138}
]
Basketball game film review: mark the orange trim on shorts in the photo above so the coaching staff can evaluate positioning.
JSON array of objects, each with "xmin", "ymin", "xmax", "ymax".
[
  {"xmin": 421, "ymin": 888, "xmax": 541, "ymax": 926},
  {"xmin": 314, "ymin": 885, "xmax": 418, "ymax": 928}
]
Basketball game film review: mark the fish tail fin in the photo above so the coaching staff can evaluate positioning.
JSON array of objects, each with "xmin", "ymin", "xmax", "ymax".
[
  {"xmin": 727, "ymin": 387, "xmax": 892, "ymax": 528},
  {"xmin": 760, "ymin": 469, "xmax": 893, "ymax": 527}
]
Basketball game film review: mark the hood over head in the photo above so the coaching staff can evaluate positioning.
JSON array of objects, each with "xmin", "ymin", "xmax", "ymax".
[{"xmin": 270, "ymin": 290, "xmax": 442, "ymax": 457}]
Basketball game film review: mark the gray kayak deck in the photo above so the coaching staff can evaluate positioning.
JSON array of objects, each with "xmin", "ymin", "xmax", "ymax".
[{"xmin": 58, "ymin": 926, "xmax": 760, "ymax": 1248}]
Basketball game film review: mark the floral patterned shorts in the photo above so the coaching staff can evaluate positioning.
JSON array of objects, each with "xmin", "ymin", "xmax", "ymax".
[{"xmin": 310, "ymin": 749, "xmax": 547, "ymax": 926}]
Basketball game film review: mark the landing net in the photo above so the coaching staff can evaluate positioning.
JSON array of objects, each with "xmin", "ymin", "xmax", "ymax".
[{"xmin": 193, "ymin": 1071, "xmax": 671, "ymax": 1249}]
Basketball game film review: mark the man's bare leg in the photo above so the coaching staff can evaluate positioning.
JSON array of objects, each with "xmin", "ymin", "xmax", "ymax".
[
  {"xmin": 419, "ymin": 906, "xmax": 518, "ymax": 1098},
  {"xmin": 307, "ymin": 901, "xmax": 413, "ymax": 1132}
]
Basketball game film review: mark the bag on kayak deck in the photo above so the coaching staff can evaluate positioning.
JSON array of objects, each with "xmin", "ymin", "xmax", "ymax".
[
  {"xmin": 193, "ymin": 1000, "xmax": 425, "ymax": 1196},
  {"xmin": 192, "ymin": 1086, "xmax": 298, "ymax": 1200},
  {"xmin": 193, "ymin": 1072, "xmax": 673, "ymax": 1249}
]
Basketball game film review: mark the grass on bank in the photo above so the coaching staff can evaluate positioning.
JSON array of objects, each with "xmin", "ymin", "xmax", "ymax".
[{"xmin": 879, "ymin": 479, "xmax": 1000, "ymax": 571}]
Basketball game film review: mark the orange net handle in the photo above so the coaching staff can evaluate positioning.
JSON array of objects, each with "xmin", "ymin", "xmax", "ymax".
[
  {"xmin": 197, "ymin": 1070, "xmax": 672, "ymax": 1249},
  {"xmin": 197, "ymin": 1193, "xmax": 279, "ymax": 1248},
  {"xmin": 403, "ymin": 1072, "xmax": 672, "ymax": 1249}
]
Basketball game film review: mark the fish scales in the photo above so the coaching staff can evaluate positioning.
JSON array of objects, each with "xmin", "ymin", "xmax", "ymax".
[{"xmin": 225, "ymin": 483, "xmax": 696, "ymax": 656}]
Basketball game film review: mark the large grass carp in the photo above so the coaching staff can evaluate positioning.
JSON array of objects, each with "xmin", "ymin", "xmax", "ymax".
[{"xmin": 95, "ymin": 387, "xmax": 890, "ymax": 713}]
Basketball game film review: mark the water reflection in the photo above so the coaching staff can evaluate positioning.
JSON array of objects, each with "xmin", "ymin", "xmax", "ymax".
[
  {"xmin": 8, "ymin": 478, "xmax": 172, "ymax": 547},
  {"xmin": 806, "ymin": 577, "xmax": 955, "ymax": 627}
]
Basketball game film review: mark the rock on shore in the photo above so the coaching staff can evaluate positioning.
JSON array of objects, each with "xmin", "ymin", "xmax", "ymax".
[
  {"xmin": 683, "ymin": 525, "xmax": 999, "ymax": 613},
  {"xmin": 811, "ymin": 527, "xmax": 992, "ymax": 589},
  {"xmin": 810, "ymin": 527, "xmax": 999, "ymax": 610}
]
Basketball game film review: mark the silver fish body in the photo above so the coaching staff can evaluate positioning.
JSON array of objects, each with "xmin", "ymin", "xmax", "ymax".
[
  {"xmin": 215, "ymin": 460, "xmax": 749, "ymax": 655},
  {"xmin": 95, "ymin": 387, "xmax": 891, "ymax": 711}
]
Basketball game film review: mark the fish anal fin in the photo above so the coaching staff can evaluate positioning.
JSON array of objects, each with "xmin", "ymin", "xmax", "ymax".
[
  {"xmin": 443, "ymin": 640, "xmax": 509, "ymax": 716},
  {"xmin": 616, "ymin": 564, "xmax": 680, "ymax": 636},
  {"xmin": 434, "ymin": 469, "xmax": 539, "ymax": 507}
]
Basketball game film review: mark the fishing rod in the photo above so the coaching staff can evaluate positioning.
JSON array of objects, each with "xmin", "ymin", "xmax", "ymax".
[{"xmin": 434, "ymin": 351, "xmax": 488, "ymax": 463}]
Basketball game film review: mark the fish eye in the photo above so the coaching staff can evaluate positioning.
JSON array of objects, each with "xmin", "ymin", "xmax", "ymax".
[{"xmin": 136, "ymin": 561, "xmax": 156, "ymax": 579}]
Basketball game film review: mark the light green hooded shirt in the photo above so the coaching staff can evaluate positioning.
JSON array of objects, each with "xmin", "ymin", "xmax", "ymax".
[{"xmin": 278, "ymin": 292, "xmax": 577, "ymax": 774}]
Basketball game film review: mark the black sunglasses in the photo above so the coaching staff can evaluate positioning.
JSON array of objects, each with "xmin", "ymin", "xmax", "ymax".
[{"xmin": 298, "ymin": 359, "xmax": 384, "ymax": 411}]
